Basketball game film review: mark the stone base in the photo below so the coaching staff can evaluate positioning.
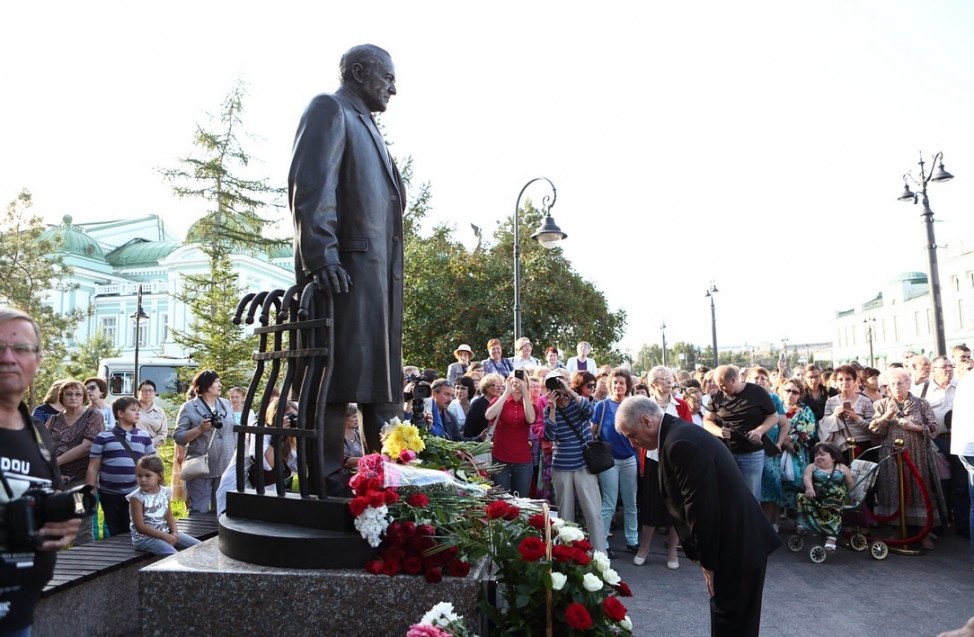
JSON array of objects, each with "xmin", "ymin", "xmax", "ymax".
[{"xmin": 140, "ymin": 538, "xmax": 487, "ymax": 637}]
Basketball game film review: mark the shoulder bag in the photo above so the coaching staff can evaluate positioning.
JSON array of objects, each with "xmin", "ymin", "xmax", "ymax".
[
  {"xmin": 562, "ymin": 401, "xmax": 614, "ymax": 475},
  {"xmin": 180, "ymin": 431, "xmax": 215, "ymax": 481}
]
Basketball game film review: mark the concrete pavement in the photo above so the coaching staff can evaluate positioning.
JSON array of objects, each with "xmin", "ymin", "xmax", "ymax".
[{"xmin": 611, "ymin": 527, "xmax": 974, "ymax": 637}]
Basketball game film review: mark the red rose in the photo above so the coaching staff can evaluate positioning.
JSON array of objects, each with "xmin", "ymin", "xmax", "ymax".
[
  {"xmin": 602, "ymin": 596, "xmax": 628, "ymax": 622},
  {"xmin": 403, "ymin": 556, "xmax": 424, "ymax": 575},
  {"xmin": 572, "ymin": 539, "xmax": 592, "ymax": 552},
  {"xmin": 348, "ymin": 497, "xmax": 369, "ymax": 516},
  {"xmin": 424, "ymin": 566, "xmax": 443, "ymax": 583},
  {"xmin": 448, "ymin": 560, "xmax": 471, "ymax": 577},
  {"xmin": 564, "ymin": 603, "xmax": 592, "ymax": 630},
  {"xmin": 552, "ymin": 544, "xmax": 576, "ymax": 562},
  {"xmin": 527, "ymin": 514, "xmax": 546, "ymax": 530},
  {"xmin": 572, "ymin": 549, "xmax": 591, "ymax": 566},
  {"xmin": 416, "ymin": 524, "xmax": 435, "ymax": 537},
  {"xmin": 365, "ymin": 560, "xmax": 383, "ymax": 575},
  {"xmin": 380, "ymin": 560, "xmax": 401, "ymax": 576},
  {"xmin": 517, "ymin": 536, "xmax": 546, "ymax": 562},
  {"xmin": 486, "ymin": 501, "xmax": 510, "ymax": 519},
  {"xmin": 367, "ymin": 477, "xmax": 385, "ymax": 493},
  {"xmin": 405, "ymin": 536, "xmax": 426, "ymax": 555},
  {"xmin": 503, "ymin": 505, "xmax": 520, "ymax": 521},
  {"xmin": 614, "ymin": 582, "xmax": 633, "ymax": 597},
  {"xmin": 380, "ymin": 546, "xmax": 404, "ymax": 563},
  {"xmin": 408, "ymin": 493, "xmax": 430, "ymax": 507},
  {"xmin": 401, "ymin": 521, "xmax": 416, "ymax": 537},
  {"xmin": 369, "ymin": 491, "xmax": 386, "ymax": 507},
  {"xmin": 384, "ymin": 488, "xmax": 400, "ymax": 505}
]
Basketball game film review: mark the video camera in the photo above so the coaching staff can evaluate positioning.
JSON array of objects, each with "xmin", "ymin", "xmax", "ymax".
[
  {"xmin": 0, "ymin": 483, "xmax": 96, "ymax": 552},
  {"xmin": 403, "ymin": 373, "xmax": 431, "ymax": 427}
]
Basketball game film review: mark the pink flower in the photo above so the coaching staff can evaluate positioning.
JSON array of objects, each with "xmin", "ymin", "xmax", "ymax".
[
  {"xmin": 406, "ymin": 625, "xmax": 452, "ymax": 637},
  {"xmin": 399, "ymin": 449, "xmax": 417, "ymax": 463}
]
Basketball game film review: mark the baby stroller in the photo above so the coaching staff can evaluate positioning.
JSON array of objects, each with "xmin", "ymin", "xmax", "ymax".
[{"xmin": 787, "ymin": 445, "xmax": 893, "ymax": 563}]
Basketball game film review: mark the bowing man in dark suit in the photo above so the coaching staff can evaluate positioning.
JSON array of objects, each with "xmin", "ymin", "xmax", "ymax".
[
  {"xmin": 289, "ymin": 44, "xmax": 406, "ymax": 495},
  {"xmin": 616, "ymin": 396, "xmax": 781, "ymax": 637}
]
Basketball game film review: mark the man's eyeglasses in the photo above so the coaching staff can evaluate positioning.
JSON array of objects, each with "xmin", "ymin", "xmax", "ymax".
[{"xmin": 0, "ymin": 342, "xmax": 40, "ymax": 356}]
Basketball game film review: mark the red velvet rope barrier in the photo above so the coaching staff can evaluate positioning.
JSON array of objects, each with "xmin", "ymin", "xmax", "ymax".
[{"xmin": 866, "ymin": 447, "xmax": 934, "ymax": 546}]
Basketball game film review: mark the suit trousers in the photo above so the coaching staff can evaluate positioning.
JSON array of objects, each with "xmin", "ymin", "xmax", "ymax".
[{"xmin": 711, "ymin": 558, "xmax": 768, "ymax": 637}]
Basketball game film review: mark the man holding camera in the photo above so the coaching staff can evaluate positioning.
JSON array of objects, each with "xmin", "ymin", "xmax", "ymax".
[{"xmin": 0, "ymin": 308, "xmax": 81, "ymax": 636}]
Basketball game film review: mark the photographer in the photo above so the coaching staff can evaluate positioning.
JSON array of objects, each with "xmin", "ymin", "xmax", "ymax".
[
  {"xmin": 173, "ymin": 370, "xmax": 236, "ymax": 514},
  {"xmin": 402, "ymin": 375, "xmax": 444, "ymax": 437},
  {"xmin": 542, "ymin": 370, "xmax": 606, "ymax": 554},
  {"xmin": 484, "ymin": 371, "xmax": 536, "ymax": 496},
  {"xmin": 0, "ymin": 308, "xmax": 81, "ymax": 636}
]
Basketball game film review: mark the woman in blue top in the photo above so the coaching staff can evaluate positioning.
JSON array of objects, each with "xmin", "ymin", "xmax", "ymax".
[
  {"xmin": 747, "ymin": 367, "xmax": 789, "ymax": 531},
  {"xmin": 592, "ymin": 367, "xmax": 635, "ymax": 560}
]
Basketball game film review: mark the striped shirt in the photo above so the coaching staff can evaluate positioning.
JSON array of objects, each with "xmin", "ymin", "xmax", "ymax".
[
  {"xmin": 543, "ymin": 399, "xmax": 594, "ymax": 471},
  {"xmin": 89, "ymin": 426, "xmax": 156, "ymax": 495}
]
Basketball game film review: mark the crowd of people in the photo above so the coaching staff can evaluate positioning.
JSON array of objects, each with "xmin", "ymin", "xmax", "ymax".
[{"xmin": 408, "ymin": 338, "xmax": 974, "ymax": 569}]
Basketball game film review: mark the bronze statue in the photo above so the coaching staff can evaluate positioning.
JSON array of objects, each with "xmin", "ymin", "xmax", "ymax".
[{"xmin": 288, "ymin": 44, "xmax": 405, "ymax": 495}]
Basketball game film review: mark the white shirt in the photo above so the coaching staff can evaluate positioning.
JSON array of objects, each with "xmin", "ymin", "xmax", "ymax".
[
  {"xmin": 510, "ymin": 356, "xmax": 540, "ymax": 370},
  {"xmin": 950, "ymin": 373, "xmax": 974, "ymax": 457},
  {"xmin": 566, "ymin": 356, "xmax": 597, "ymax": 373},
  {"xmin": 916, "ymin": 378, "xmax": 956, "ymax": 433}
]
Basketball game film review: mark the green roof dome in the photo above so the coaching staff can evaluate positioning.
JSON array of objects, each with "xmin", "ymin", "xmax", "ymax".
[
  {"xmin": 40, "ymin": 215, "xmax": 105, "ymax": 259},
  {"xmin": 891, "ymin": 272, "xmax": 928, "ymax": 284},
  {"xmin": 106, "ymin": 239, "xmax": 181, "ymax": 267}
]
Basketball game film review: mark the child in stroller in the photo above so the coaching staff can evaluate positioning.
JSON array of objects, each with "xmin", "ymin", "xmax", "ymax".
[{"xmin": 796, "ymin": 443, "xmax": 856, "ymax": 552}]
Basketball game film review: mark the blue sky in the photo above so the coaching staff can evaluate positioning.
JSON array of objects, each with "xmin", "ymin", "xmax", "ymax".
[{"xmin": 2, "ymin": 1, "xmax": 973, "ymax": 357}]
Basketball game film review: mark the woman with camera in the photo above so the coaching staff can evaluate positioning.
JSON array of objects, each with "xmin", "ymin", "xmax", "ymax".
[
  {"xmin": 483, "ymin": 371, "xmax": 536, "ymax": 496},
  {"xmin": 174, "ymin": 370, "xmax": 236, "ymax": 514}
]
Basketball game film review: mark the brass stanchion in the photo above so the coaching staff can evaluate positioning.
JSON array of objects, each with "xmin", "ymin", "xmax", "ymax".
[{"xmin": 888, "ymin": 439, "xmax": 925, "ymax": 556}]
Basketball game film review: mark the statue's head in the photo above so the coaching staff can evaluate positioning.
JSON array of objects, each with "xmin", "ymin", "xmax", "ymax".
[{"xmin": 340, "ymin": 44, "xmax": 396, "ymax": 113}]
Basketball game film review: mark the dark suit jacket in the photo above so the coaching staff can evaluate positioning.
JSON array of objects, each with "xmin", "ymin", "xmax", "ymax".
[
  {"xmin": 288, "ymin": 85, "xmax": 406, "ymax": 403},
  {"xmin": 658, "ymin": 414, "xmax": 781, "ymax": 573}
]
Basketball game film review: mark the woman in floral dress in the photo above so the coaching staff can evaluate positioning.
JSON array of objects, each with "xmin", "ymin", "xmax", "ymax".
[
  {"xmin": 796, "ymin": 442, "xmax": 856, "ymax": 551},
  {"xmin": 778, "ymin": 378, "xmax": 817, "ymax": 509}
]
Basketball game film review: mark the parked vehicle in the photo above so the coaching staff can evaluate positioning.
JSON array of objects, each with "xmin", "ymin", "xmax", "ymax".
[{"xmin": 98, "ymin": 356, "xmax": 197, "ymax": 408}]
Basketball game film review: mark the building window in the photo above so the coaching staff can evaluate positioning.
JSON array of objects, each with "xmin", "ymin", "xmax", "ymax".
[
  {"xmin": 927, "ymin": 308, "xmax": 932, "ymax": 335},
  {"xmin": 959, "ymin": 300, "xmax": 965, "ymax": 331},
  {"xmin": 100, "ymin": 317, "xmax": 117, "ymax": 344},
  {"xmin": 968, "ymin": 271, "xmax": 974, "ymax": 288},
  {"xmin": 893, "ymin": 315, "xmax": 899, "ymax": 341},
  {"xmin": 132, "ymin": 319, "xmax": 148, "ymax": 347},
  {"xmin": 161, "ymin": 313, "xmax": 169, "ymax": 343},
  {"xmin": 954, "ymin": 276, "xmax": 961, "ymax": 292}
]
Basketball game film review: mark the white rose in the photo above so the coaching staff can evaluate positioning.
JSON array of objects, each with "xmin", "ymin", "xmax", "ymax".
[
  {"xmin": 556, "ymin": 525, "xmax": 584, "ymax": 544},
  {"xmin": 550, "ymin": 571, "xmax": 567, "ymax": 591},
  {"xmin": 420, "ymin": 602, "xmax": 458, "ymax": 627},
  {"xmin": 582, "ymin": 572, "xmax": 603, "ymax": 592},
  {"xmin": 591, "ymin": 551, "xmax": 610, "ymax": 573},
  {"xmin": 550, "ymin": 516, "xmax": 565, "ymax": 530},
  {"xmin": 620, "ymin": 615, "xmax": 633, "ymax": 631},
  {"xmin": 601, "ymin": 567, "xmax": 621, "ymax": 586}
]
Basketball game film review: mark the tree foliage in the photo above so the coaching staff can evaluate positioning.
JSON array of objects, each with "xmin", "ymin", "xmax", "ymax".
[
  {"xmin": 0, "ymin": 189, "xmax": 85, "ymax": 406},
  {"xmin": 161, "ymin": 83, "xmax": 281, "ymax": 387},
  {"xmin": 402, "ymin": 199, "xmax": 626, "ymax": 374},
  {"xmin": 64, "ymin": 328, "xmax": 121, "ymax": 380}
]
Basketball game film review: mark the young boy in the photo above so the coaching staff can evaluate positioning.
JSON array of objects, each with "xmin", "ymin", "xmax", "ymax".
[{"xmin": 86, "ymin": 396, "xmax": 156, "ymax": 537}]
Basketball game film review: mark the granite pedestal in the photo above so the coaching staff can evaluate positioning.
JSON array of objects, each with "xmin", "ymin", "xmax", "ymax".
[{"xmin": 140, "ymin": 538, "xmax": 487, "ymax": 637}]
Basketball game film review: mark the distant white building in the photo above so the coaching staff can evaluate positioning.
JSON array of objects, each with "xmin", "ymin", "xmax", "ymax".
[
  {"xmin": 40, "ymin": 214, "xmax": 294, "ymax": 361},
  {"xmin": 832, "ymin": 246, "xmax": 974, "ymax": 366}
]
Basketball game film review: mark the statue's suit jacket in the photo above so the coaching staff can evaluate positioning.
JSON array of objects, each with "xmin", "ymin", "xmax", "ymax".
[
  {"xmin": 288, "ymin": 85, "xmax": 406, "ymax": 404},
  {"xmin": 658, "ymin": 414, "xmax": 781, "ymax": 574}
]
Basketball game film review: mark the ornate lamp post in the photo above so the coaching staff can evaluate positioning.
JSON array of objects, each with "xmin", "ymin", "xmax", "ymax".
[
  {"xmin": 898, "ymin": 152, "xmax": 954, "ymax": 357},
  {"xmin": 705, "ymin": 281, "xmax": 718, "ymax": 367},
  {"xmin": 864, "ymin": 317, "xmax": 876, "ymax": 367},
  {"xmin": 130, "ymin": 284, "xmax": 149, "ymax": 392},
  {"xmin": 660, "ymin": 321, "xmax": 667, "ymax": 368},
  {"xmin": 513, "ymin": 177, "xmax": 567, "ymax": 342}
]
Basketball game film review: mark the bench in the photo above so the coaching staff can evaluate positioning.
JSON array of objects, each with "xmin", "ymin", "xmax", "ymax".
[{"xmin": 33, "ymin": 513, "xmax": 219, "ymax": 637}]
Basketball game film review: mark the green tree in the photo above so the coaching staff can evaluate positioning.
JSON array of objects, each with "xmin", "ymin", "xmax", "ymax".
[
  {"xmin": 0, "ymin": 189, "xmax": 84, "ymax": 405},
  {"xmin": 64, "ymin": 328, "xmax": 120, "ymax": 380},
  {"xmin": 669, "ymin": 341, "xmax": 700, "ymax": 371},
  {"xmin": 402, "ymin": 200, "xmax": 626, "ymax": 373},
  {"xmin": 633, "ymin": 344, "xmax": 663, "ymax": 374},
  {"xmin": 160, "ymin": 82, "xmax": 283, "ymax": 386}
]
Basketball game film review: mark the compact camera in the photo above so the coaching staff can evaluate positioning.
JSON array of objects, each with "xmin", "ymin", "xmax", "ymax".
[{"xmin": 0, "ymin": 483, "xmax": 96, "ymax": 552}]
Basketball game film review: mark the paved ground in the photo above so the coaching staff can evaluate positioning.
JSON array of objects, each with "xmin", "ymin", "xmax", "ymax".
[{"xmin": 611, "ymin": 525, "xmax": 974, "ymax": 637}]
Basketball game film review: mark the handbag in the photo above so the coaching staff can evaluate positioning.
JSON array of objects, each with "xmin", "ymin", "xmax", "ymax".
[
  {"xmin": 179, "ymin": 431, "xmax": 215, "ymax": 481},
  {"xmin": 561, "ymin": 402, "xmax": 614, "ymax": 475}
]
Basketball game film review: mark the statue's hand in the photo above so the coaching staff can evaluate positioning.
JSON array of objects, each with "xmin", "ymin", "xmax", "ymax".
[{"xmin": 313, "ymin": 265, "xmax": 352, "ymax": 294}]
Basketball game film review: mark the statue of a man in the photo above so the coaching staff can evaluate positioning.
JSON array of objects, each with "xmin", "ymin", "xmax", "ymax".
[{"xmin": 288, "ymin": 44, "xmax": 404, "ymax": 495}]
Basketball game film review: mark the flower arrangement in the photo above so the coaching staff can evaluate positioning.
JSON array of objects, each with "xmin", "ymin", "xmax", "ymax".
[
  {"xmin": 408, "ymin": 602, "xmax": 479, "ymax": 637},
  {"xmin": 381, "ymin": 418, "xmax": 426, "ymax": 459}
]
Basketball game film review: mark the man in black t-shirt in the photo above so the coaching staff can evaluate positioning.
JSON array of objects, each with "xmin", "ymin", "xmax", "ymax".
[
  {"xmin": 704, "ymin": 365, "xmax": 777, "ymax": 502},
  {"xmin": 0, "ymin": 308, "xmax": 80, "ymax": 636}
]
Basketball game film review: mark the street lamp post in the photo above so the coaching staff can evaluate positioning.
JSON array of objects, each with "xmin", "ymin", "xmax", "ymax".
[
  {"xmin": 131, "ymin": 284, "xmax": 149, "ymax": 393},
  {"xmin": 899, "ymin": 152, "xmax": 954, "ymax": 357},
  {"xmin": 513, "ymin": 177, "xmax": 567, "ymax": 343},
  {"xmin": 705, "ymin": 282, "xmax": 718, "ymax": 367},
  {"xmin": 660, "ymin": 321, "xmax": 667, "ymax": 368},
  {"xmin": 864, "ymin": 317, "xmax": 876, "ymax": 367}
]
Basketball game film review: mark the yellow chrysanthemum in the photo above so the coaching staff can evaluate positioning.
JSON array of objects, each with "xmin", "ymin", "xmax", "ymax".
[{"xmin": 381, "ymin": 423, "xmax": 425, "ymax": 458}]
